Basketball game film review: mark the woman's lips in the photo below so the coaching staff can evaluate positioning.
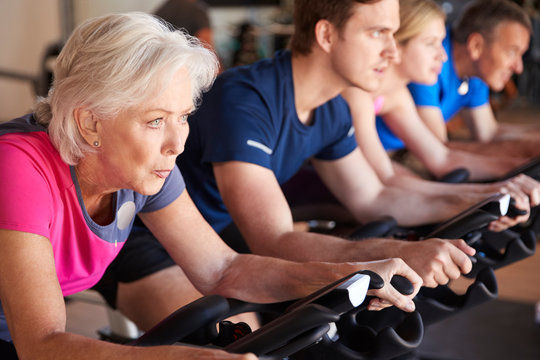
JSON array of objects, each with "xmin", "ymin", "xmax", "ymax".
[{"xmin": 153, "ymin": 170, "xmax": 171, "ymax": 178}]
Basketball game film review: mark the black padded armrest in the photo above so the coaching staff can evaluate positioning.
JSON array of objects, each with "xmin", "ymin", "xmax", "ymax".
[
  {"xmin": 437, "ymin": 168, "xmax": 470, "ymax": 183},
  {"xmin": 348, "ymin": 216, "xmax": 398, "ymax": 239},
  {"xmin": 424, "ymin": 193, "xmax": 510, "ymax": 239}
]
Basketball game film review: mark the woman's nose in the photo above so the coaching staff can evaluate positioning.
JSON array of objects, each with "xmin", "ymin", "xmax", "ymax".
[{"xmin": 164, "ymin": 123, "xmax": 187, "ymax": 156}]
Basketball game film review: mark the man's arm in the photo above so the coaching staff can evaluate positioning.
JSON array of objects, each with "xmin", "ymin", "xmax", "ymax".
[
  {"xmin": 312, "ymin": 145, "xmax": 540, "ymax": 247},
  {"xmin": 448, "ymin": 105, "xmax": 540, "ymax": 159},
  {"xmin": 211, "ymin": 159, "xmax": 473, "ymax": 288},
  {"xmin": 496, "ymin": 122, "xmax": 540, "ymax": 141},
  {"xmin": 448, "ymin": 137, "xmax": 540, "ymax": 158},
  {"xmin": 138, "ymin": 190, "xmax": 421, "ymax": 311},
  {"xmin": 449, "ymin": 106, "xmax": 540, "ymax": 158},
  {"xmin": 215, "ymin": 156, "xmax": 479, "ymax": 283},
  {"xmin": 313, "ymin": 148, "xmax": 481, "ymax": 226},
  {"xmin": 213, "ymin": 160, "xmax": 375, "ymax": 261}
]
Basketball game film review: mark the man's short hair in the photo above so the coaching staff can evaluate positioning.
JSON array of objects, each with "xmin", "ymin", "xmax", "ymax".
[
  {"xmin": 290, "ymin": 0, "xmax": 382, "ymax": 55},
  {"xmin": 452, "ymin": 0, "xmax": 532, "ymax": 44}
]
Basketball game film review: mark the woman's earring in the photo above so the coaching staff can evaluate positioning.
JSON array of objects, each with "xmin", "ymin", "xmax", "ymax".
[{"xmin": 93, "ymin": 140, "xmax": 100, "ymax": 147}]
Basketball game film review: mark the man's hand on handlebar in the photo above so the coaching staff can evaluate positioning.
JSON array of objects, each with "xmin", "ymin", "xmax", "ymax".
[
  {"xmin": 490, "ymin": 174, "xmax": 540, "ymax": 231},
  {"xmin": 351, "ymin": 258, "xmax": 422, "ymax": 313},
  {"xmin": 393, "ymin": 238, "xmax": 475, "ymax": 288}
]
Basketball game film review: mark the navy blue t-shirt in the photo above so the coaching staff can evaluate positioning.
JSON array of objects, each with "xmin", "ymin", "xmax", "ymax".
[{"xmin": 179, "ymin": 50, "xmax": 357, "ymax": 232}]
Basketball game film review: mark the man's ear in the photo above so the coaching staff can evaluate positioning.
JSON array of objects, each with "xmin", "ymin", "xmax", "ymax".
[
  {"xmin": 314, "ymin": 19, "xmax": 335, "ymax": 53},
  {"xmin": 467, "ymin": 32, "xmax": 485, "ymax": 61},
  {"xmin": 73, "ymin": 108, "xmax": 100, "ymax": 146}
]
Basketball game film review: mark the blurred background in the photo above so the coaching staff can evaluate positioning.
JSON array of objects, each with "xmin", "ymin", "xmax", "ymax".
[
  {"xmin": 0, "ymin": 0, "xmax": 293, "ymax": 121},
  {"xmin": 0, "ymin": 0, "xmax": 539, "ymax": 122}
]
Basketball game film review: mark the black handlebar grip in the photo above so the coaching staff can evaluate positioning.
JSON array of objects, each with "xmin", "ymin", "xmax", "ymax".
[
  {"xmin": 506, "ymin": 198, "xmax": 529, "ymax": 217},
  {"xmin": 390, "ymin": 275, "xmax": 414, "ymax": 295},
  {"xmin": 360, "ymin": 271, "xmax": 414, "ymax": 295},
  {"xmin": 358, "ymin": 270, "xmax": 384, "ymax": 290}
]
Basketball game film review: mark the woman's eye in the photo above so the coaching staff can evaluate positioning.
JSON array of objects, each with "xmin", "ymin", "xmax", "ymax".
[
  {"xmin": 180, "ymin": 115, "xmax": 188, "ymax": 124},
  {"xmin": 372, "ymin": 30, "xmax": 381, "ymax": 38},
  {"xmin": 148, "ymin": 118, "xmax": 162, "ymax": 128}
]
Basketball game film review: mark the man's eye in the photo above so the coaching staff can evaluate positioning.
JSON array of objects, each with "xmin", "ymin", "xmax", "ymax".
[
  {"xmin": 372, "ymin": 30, "xmax": 381, "ymax": 38},
  {"xmin": 507, "ymin": 49, "xmax": 517, "ymax": 57},
  {"xmin": 180, "ymin": 115, "xmax": 188, "ymax": 124}
]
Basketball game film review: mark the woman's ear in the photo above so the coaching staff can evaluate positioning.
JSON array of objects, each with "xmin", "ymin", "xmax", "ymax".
[
  {"xmin": 314, "ymin": 19, "xmax": 335, "ymax": 53},
  {"xmin": 467, "ymin": 32, "xmax": 485, "ymax": 61},
  {"xmin": 73, "ymin": 108, "xmax": 100, "ymax": 146}
]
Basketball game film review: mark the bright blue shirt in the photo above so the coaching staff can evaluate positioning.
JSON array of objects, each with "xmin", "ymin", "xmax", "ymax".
[
  {"xmin": 377, "ymin": 29, "xmax": 490, "ymax": 151},
  {"xmin": 178, "ymin": 50, "xmax": 357, "ymax": 233}
]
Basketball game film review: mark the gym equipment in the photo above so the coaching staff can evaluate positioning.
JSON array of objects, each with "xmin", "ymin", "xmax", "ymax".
[
  {"xmin": 347, "ymin": 194, "xmax": 513, "ymax": 329},
  {"xmin": 349, "ymin": 193, "xmax": 510, "ymax": 241},
  {"xmin": 414, "ymin": 267, "xmax": 498, "ymax": 326},
  {"xmin": 130, "ymin": 270, "xmax": 422, "ymax": 360},
  {"xmin": 293, "ymin": 281, "xmax": 423, "ymax": 360},
  {"xmin": 428, "ymin": 155, "xmax": 540, "ymax": 185},
  {"xmin": 436, "ymin": 156, "xmax": 540, "ymax": 235},
  {"xmin": 437, "ymin": 167, "xmax": 470, "ymax": 183},
  {"xmin": 492, "ymin": 155, "xmax": 540, "ymax": 182},
  {"xmin": 0, "ymin": 41, "xmax": 62, "ymax": 98},
  {"xmin": 350, "ymin": 193, "xmax": 536, "ymax": 279}
]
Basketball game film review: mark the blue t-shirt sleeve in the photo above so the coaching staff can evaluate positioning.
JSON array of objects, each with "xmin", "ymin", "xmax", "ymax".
[
  {"xmin": 408, "ymin": 82, "xmax": 441, "ymax": 107},
  {"xmin": 197, "ymin": 80, "xmax": 276, "ymax": 170},
  {"xmin": 139, "ymin": 165, "xmax": 185, "ymax": 213},
  {"xmin": 465, "ymin": 78, "xmax": 490, "ymax": 108}
]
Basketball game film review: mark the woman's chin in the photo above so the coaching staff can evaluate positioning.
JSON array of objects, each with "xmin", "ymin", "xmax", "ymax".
[
  {"xmin": 413, "ymin": 75, "xmax": 438, "ymax": 86},
  {"xmin": 133, "ymin": 181, "xmax": 165, "ymax": 196}
]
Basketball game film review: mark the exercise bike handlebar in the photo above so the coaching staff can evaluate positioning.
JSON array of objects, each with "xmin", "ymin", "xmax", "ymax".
[
  {"xmin": 424, "ymin": 193, "xmax": 510, "ymax": 239},
  {"xmin": 131, "ymin": 270, "xmax": 418, "ymax": 359}
]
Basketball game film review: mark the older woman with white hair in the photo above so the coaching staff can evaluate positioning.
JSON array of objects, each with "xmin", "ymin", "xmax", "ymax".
[{"xmin": 0, "ymin": 11, "xmax": 421, "ymax": 360}]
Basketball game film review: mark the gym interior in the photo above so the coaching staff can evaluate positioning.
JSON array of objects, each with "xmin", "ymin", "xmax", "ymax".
[{"xmin": 1, "ymin": 1, "xmax": 539, "ymax": 359}]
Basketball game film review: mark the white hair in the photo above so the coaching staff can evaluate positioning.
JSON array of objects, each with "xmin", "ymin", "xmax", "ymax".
[{"xmin": 35, "ymin": 12, "xmax": 219, "ymax": 165}]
